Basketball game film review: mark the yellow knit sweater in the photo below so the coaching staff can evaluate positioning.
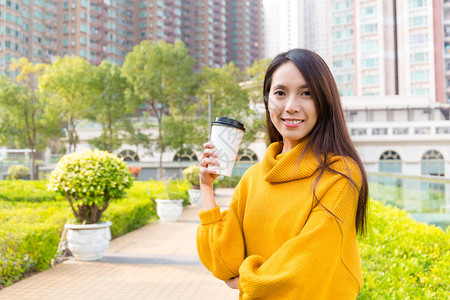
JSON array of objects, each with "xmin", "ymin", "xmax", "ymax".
[{"xmin": 197, "ymin": 139, "xmax": 363, "ymax": 299}]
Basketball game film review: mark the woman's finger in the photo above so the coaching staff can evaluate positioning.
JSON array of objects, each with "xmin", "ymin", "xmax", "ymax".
[
  {"xmin": 200, "ymin": 157, "xmax": 220, "ymax": 168},
  {"xmin": 203, "ymin": 141, "xmax": 215, "ymax": 149},
  {"xmin": 199, "ymin": 166, "xmax": 217, "ymax": 174},
  {"xmin": 201, "ymin": 149, "xmax": 219, "ymax": 160}
]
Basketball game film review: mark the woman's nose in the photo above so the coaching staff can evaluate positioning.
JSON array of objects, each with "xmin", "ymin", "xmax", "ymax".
[{"xmin": 284, "ymin": 96, "xmax": 300, "ymax": 113}]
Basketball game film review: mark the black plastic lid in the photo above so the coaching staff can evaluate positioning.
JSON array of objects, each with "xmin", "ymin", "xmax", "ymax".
[{"xmin": 212, "ymin": 116, "xmax": 246, "ymax": 132}]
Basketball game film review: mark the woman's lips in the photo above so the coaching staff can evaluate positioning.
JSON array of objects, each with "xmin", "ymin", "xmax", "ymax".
[{"xmin": 281, "ymin": 118, "xmax": 304, "ymax": 127}]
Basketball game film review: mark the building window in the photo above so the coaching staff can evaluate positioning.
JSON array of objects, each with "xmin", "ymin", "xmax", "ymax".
[
  {"xmin": 379, "ymin": 150, "xmax": 402, "ymax": 173},
  {"xmin": 421, "ymin": 150, "xmax": 444, "ymax": 176},
  {"xmin": 409, "ymin": 0, "xmax": 427, "ymax": 9},
  {"xmin": 410, "ymin": 34, "xmax": 427, "ymax": 45},
  {"xmin": 411, "ymin": 88, "xmax": 429, "ymax": 95},
  {"xmin": 362, "ymin": 75, "xmax": 379, "ymax": 86},
  {"xmin": 173, "ymin": 150, "xmax": 198, "ymax": 162},
  {"xmin": 410, "ymin": 52, "xmax": 428, "ymax": 63},
  {"xmin": 372, "ymin": 128, "xmax": 388, "ymax": 135},
  {"xmin": 361, "ymin": 57, "xmax": 378, "ymax": 68},
  {"xmin": 119, "ymin": 150, "xmax": 140, "ymax": 162},
  {"xmin": 238, "ymin": 149, "xmax": 258, "ymax": 162},
  {"xmin": 360, "ymin": 6, "xmax": 376, "ymax": 17},
  {"xmin": 410, "ymin": 15, "xmax": 427, "ymax": 27},
  {"xmin": 411, "ymin": 70, "xmax": 429, "ymax": 82},
  {"xmin": 361, "ymin": 23, "xmax": 377, "ymax": 34},
  {"xmin": 361, "ymin": 40, "xmax": 378, "ymax": 52}
]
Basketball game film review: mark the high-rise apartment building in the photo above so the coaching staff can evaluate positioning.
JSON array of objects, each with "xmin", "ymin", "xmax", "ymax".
[
  {"xmin": 330, "ymin": 0, "xmax": 355, "ymax": 96},
  {"xmin": 264, "ymin": 0, "xmax": 304, "ymax": 59},
  {"xmin": 0, "ymin": 0, "xmax": 58, "ymax": 75},
  {"xmin": 59, "ymin": 0, "xmax": 135, "ymax": 66},
  {"xmin": 445, "ymin": 0, "xmax": 450, "ymax": 103},
  {"xmin": 330, "ymin": 0, "xmax": 448, "ymax": 102},
  {"xmin": 264, "ymin": 0, "xmax": 448, "ymax": 103},
  {"xmin": 179, "ymin": 0, "xmax": 227, "ymax": 69},
  {"xmin": 227, "ymin": 0, "xmax": 264, "ymax": 70},
  {"xmin": 0, "ymin": 0, "xmax": 263, "ymax": 75}
]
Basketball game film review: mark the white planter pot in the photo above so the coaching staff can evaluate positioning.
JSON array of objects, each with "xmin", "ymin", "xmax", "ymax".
[
  {"xmin": 64, "ymin": 221, "xmax": 112, "ymax": 261},
  {"xmin": 156, "ymin": 199, "xmax": 184, "ymax": 222},
  {"xmin": 188, "ymin": 189, "xmax": 202, "ymax": 207}
]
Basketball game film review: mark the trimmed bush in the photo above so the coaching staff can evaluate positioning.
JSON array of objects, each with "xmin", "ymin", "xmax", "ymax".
[
  {"xmin": 357, "ymin": 201, "xmax": 450, "ymax": 299},
  {"xmin": 7, "ymin": 165, "xmax": 29, "ymax": 180},
  {"xmin": 48, "ymin": 150, "xmax": 134, "ymax": 224},
  {"xmin": 148, "ymin": 179, "xmax": 190, "ymax": 207},
  {"xmin": 182, "ymin": 165, "xmax": 200, "ymax": 189}
]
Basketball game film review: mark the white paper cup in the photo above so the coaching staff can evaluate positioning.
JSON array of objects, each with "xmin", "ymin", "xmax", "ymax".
[{"xmin": 209, "ymin": 117, "xmax": 246, "ymax": 177}]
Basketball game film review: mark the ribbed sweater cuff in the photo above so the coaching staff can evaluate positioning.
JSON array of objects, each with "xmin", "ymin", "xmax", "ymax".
[{"xmin": 198, "ymin": 206, "xmax": 221, "ymax": 225}]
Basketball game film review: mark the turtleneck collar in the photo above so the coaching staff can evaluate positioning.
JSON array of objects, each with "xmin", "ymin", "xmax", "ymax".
[{"xmin": 262, "ymin": 139, "xmax": 320, "ymax": 183}]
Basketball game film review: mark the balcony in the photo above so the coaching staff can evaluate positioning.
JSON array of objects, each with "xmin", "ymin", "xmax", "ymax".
[{"xmin": 90, "ymin": 7, "xmax": 102, "ymax": 16}]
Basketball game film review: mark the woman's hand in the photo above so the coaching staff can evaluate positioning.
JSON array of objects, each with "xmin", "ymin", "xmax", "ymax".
[
  {"xmin": 225, "ymin": 276, "xmax": 239, "ymax": 289},
  {"xmin": 199, "ymin": 142, "xmax": 220, "ymax": 188}
]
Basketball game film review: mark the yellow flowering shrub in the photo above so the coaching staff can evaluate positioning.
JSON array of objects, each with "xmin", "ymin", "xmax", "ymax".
[{"xmin": 47, "ymin": 150, "xmax": 133, "ymax": 224}]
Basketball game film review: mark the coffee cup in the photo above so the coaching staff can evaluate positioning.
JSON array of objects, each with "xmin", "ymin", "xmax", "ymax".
[{"xmin": 209, "ymin": 117, "xmax": 246, "ymax": 176}]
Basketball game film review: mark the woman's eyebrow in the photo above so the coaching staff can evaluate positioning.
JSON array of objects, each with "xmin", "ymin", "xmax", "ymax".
[
  {"xmin": 272, "ymin": 84, "xmax": 309, "ymax": 89},
  {"xmin": 271, "ymin": 84, "xmax": 287, "ymax": 90}
]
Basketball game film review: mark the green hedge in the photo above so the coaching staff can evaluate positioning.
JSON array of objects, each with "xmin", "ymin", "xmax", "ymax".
[
  {"xmin": 215, "ymin": 175, "xmax": 242, "ymax": 188},
  {"xmin": 0, "ymin": 180, "xmax": 63, "ymax": 202},
  {"xmin": 0, "ymin": 180, "xmax": 190, "ymax": 287},
  {"xmin": 0, "ymin": 201, "xmax": 70, "ymax": 286},
  {"xmin": 357, "ymin": 201, "xmax": 450, "ymax": 299}
]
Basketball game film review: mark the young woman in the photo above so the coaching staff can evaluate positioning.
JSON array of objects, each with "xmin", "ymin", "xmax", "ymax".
[{"xmin": 197, "ymin": 49, "xmax": 368, "ymax": 299}]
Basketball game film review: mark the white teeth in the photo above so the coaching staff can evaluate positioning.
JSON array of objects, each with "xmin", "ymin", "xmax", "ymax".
[{"xmin": 284, "ymin": 120, "xmax": 303, "ymax": 124}]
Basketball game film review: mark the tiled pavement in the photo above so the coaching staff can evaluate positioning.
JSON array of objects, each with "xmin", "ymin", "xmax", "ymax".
[{"xmin": 0, "ymin": 188, "xmax": 239, "ymax": 300}]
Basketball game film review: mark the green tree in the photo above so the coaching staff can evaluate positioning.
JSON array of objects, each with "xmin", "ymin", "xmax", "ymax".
[
  {"xmin": 38, "ymin": 56, "xmax": 95, "ymax": 152},
  {"xmin": 0, "ymin": 57, "xmax": 60, "ymax": 180},
  {"xmin": 162, "ymin": 113, "xmax": 202, "ymax": 159},
  {"xmin": 197, "ymin": 63, "xmax": 255, "ymax": 147},
  {"xmin": 88, "ymin": 61, "xmax": 132, "ymax": 152},
  {"xmin": 121, "ymin": 40, "xmax": 197, "ymax": 179},
  {"xmin": 244, "ymin": 58, "xmax": 271, "ymax": 145}
]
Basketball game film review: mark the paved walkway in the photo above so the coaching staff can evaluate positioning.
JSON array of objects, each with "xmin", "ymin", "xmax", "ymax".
[{"xmin": 0, "ymin": 188, "xmax": 239, "ymax": 300}]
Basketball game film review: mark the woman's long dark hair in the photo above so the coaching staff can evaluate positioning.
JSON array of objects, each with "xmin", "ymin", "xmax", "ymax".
[{"xmin": 263, "ymin": 49, "xmax": 369, "ymax": 236}]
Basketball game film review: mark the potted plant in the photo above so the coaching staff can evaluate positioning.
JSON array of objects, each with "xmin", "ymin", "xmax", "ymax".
[
  {"xmin": 152, "ymin": 190, "xmax": 185, "ymax": 222},
  {"xmin": 182, "ymin": 165, "xmax": 202, "ymax": 207},
  {"xmin": 48, "ymin": 150, "xmax": 133, "ymax": 261}
]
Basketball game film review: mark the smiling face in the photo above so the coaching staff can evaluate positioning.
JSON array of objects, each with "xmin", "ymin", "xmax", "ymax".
[{"xmin": 267, "ymin": 61, "xmax": 318, "ymax": 153}]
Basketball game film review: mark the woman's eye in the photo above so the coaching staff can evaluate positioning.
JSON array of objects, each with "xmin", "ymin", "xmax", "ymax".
[
  {"xmin": 274, "ymin": 91, "xmax": 285, "ymax": 96},
  {"xmin": 301, "ymin": 90, "xmax": 311, "ymax": 96}
]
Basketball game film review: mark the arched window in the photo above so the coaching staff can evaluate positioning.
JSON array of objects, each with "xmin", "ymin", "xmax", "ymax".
[
  {"xmin": 173, "ymin": 150, "xmax": 198, "ymax": 162},
  {"xmin": 238, "ymin": 149, "xmax": 258, "ymax": 162},
  {"xmin": 118, "ymin": 149, "xmax": 139, "ymax": 162},
  {"xmin": 379, "ymin": 150, "xmax": 402, "ymax": 173},
  {"xmin": 233, "ymin": 149, "xmax": 258, "ymax": 176},
  {"xmin": 421, "ymin": 150, "xmax": 444, "ymax": 176}
]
